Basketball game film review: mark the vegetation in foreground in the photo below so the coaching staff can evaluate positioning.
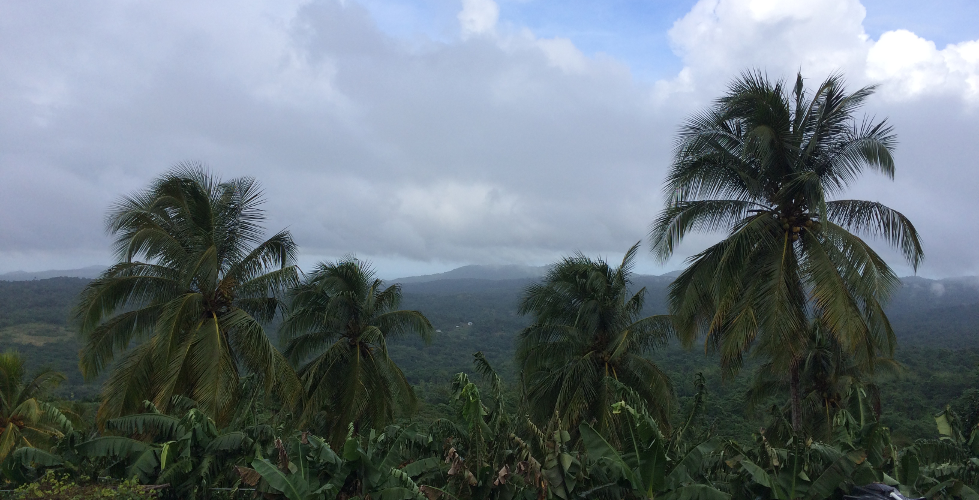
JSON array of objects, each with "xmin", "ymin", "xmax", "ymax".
[{"xmin": 2, "ymin": 70, "xmax": 976, "ymax": 499}]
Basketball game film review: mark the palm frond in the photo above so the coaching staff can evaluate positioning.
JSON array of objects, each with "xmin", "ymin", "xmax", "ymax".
[{"xmin": 827, "ymin": 200, "xmax": 923, "ymax": 270}]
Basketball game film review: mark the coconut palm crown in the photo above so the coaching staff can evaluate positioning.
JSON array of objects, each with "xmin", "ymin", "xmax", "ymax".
[
  {"xmin": 649, "ymin": 71, "xmax": 923, "ymax": 432},
  {"xmin": 74, "ymin": 164, "xmax": 301, "ymax": 425},
  {"xmin": 516, "ymin": 243, "xmax": 674, "ymax": 436},
  {"xmin": 0, "ymin": 351, "xmax": 72, "ymax": 463},
  {"xmin": 280, "ymin": 258, "xmax": 434, "ymax": 446}
]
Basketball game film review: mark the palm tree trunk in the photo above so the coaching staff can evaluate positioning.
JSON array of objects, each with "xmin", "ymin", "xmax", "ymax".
[{"xmin": 789, "ymin": 358, "xmax": 802, "ymax": 434}]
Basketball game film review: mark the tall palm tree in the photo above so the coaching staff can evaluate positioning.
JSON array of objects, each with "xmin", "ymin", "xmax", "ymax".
[
  {"xmin": 280, "ymin": 258, "xmax": 434, "ymax": 446},
  {"xmin": 649, "ymin": 71, "xmax": 923, "ymax": 433},
  {"xmin": 74, "ymin": 164, "xmax": 301, "ymax": 425},
  {"xmin": 0, "ymin": 351, "xmax": 72, "ymax": 463},
  {"xmin": 516, "ymin": 243, "xmax": 674, "ymax": 436}
]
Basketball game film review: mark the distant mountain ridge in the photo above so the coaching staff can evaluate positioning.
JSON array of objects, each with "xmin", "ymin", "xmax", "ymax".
[
  {"xmin": 0, "ymin": 264, "xmax": 679, "ymax": 284},
  {"xmin": 393, "ymin": 264, "xmax": 550, "ymax": 283},
  {"xmin": 0, "ymin": 265, "xmax": 106, "ymax": 281},
  {"xmin": 393, "ymin": 264, "xmax": 686, "ymax": 284}
]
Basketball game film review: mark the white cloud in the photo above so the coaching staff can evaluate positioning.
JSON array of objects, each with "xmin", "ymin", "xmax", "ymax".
[
  {"xmin": 666, "ymin": 0, "xmax": 870, "ymax": 96},
  {"xmin": 458, "ymin": 0, "xmax": 499, "ymax": 38},
  {"xmin": 534, "ymin": 37, "xmax": 588, "ymax": 73},
  {"xmin": 0, "ymin": 0, "xmax": 670, "ymax": 275},
  {"xmin": 868, "ymin": 30, "xmax": 979, "ymax": 101},
  {"xmin": 665, "ymin": 0, "xmax": 979, "ymax": 105},
  {"xmin": 0, "ymin": 0, "xmax": 977, "ymax": 279}
]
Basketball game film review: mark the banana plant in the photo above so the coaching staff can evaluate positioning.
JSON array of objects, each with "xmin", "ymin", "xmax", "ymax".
[
  {"xmin": 427, "ymin": 352, "xmax": 544, "ymax": 500},
  {"xmin": 340, "ymin": 426, "xmax": 441, "ymax": 500},
  {"xmin": 249, "ymin": 424, "xmax": 441, "ymax": 500},
  {"xmin": 579, "ymin": 401, "xmax": 727, "ymax": 500},
  {"xmin": 888, "ymin": 406, "xmax": 979, "ymax": 499},
  {"xmin": 725, "ymin": 439, "xmax": 871, "ymax": 500},
  {"xmin": 0, "ymin": 351, "xmax": 72, "ymax": 464},
  {"xmin": 0, "ymin": 446, "xmax": 64, "ymax": 484},
  {"xmin": 73, "ymin": 402, "xmax": 271, "ymax": 498},
  {"xmin": 247, "ymin": 434, "xmax": 342, "ymax": 500},
  {"xmin": 539, "ymin": 423, "xmax": 581, "ymax": 500},
  {"xmin": 713, "ymin": 405, "xmax": 897, "ymax": 500}
]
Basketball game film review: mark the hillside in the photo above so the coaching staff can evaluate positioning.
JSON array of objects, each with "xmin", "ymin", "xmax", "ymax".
[
  {"xmin": 0, "ymin": 265, "xmax": 106, "ymax": 281},
  {"xmin": 1, "ymin": 271, "xmax": 975, "ymax": 383},
  {"xmin": 1, "ymin": 269, "xmax": 977, "ymax": 440}
]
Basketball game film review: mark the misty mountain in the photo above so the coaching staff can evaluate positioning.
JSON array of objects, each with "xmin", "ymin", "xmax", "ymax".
[
  {"xmin": 393, "ymin": 264, "xmax": 550, "ymax": 283},
  {"xmin": 886, "ymin": 275, "xmax": 979, "ymax": 311},
  {"xmin": 0, "ymin": 265, "xmax": 106, "ymax": 281}
]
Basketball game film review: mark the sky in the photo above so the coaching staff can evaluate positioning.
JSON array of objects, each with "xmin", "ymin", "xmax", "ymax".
[{"xmin": 2, "ymin": 0, "xmax": 978, "ymax": 279}]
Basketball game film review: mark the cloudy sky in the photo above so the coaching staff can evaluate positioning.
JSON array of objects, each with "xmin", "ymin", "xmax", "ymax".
[{"xmin": 2, "ymin": 0, "xmax": 977, "ymax": 279}]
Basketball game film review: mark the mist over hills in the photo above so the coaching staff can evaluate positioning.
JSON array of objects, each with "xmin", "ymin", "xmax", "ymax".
[
  {"xmin": 888, "ymin": 275, "xmax": 979, "ymax": 309},
  {"xmin": 0, "ymin": 263, "xmax": 643, "ymax": 283},
  {"xmin": 392, "ymin": 264, "xmax": 685, "ymax": 284},
  {"xmin": 0, "ymin": 265, "xmax": 106, "ymax": 281},
  {"xmin": 0, "ymin": 266, "xmax": 975, "ymax": 402},
  {"xmin": 2, "ymin": 264, "xmax": 974, "ymax": 316},
  {"xmin": 393, "ymin": 264, "xmax": 550, "ymax": 283}
]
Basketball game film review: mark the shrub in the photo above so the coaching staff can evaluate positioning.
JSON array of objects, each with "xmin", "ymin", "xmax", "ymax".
[{"xmin": 14, "ymin": 473, "xmax": 160, "ymax": 500}]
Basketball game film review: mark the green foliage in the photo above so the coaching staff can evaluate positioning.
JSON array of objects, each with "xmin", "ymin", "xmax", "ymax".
[
  {"xmin": 1, "ymin": 446, "xmax": 65, "ymax": 485},
  {"xmin": 281, "ymin": 258, "xmax": 434, "ymax": 446},
  {"xmin": 247, "ymin": 425, "xmax": 440, "ymax": 500},
  {"xmin": 718, "ymin": 433, "xmax": 875, "ymax": 500},
  {"xmin": 746, "ymin": 320, "xmax": 897, "ymax": 440},
  {"xmin": 429, "ymin": 353, "xmax": 544, "ymax": 500},
  {"xmin": 73, "ymin": 165, "xmax": 302, "ymax": 425},
  {"xmin": 391, "ymin": 280, "xmax": 534, "ymax": 388},
  {"xmin": 14, "ymin": 474, "xmax": 159, "ymax": 500},
  {"xmin": 580, "ymin": 399, "xmax": 728, "ymax": 500},
  {"xmin": 3, "ymin": 72, "xmax": 978, "ymax": 498},
  {"xmin": 0, "ymin": 272, "xmax": 974, "ymax": 442},
  {"xmin": 0, "ymin": 279, "xmax": 91, "ymax": 330},
  {"xmin": 16, "ymin": 404, "xmax": 273, "ymax": 498},
  {"xmin": 885, "ymin": 406, "xmax": 979, "ymax": 499},
  {"xmin": 517, "ymin": 243, "xmax": 675, "ymax": 436},
  {"xmin": 1, "ymin": 358, "xmax": 979, "ymax": 500},
  {"xmin": 0, "ymin": 350, "xmax": 71, "ymax": 463},
  {"xmin": 649, "ymin": 71, "xmax": 923, "ymax": 434},
  {"xmin": 540, "ymin": 425, "xmax": 582, "ymax": 500}
]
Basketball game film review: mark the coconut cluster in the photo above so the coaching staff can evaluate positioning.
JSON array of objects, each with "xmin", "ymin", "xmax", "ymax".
[{"xmin": 777, "ymin": 213, "xmax": 820, "ymax": 242}]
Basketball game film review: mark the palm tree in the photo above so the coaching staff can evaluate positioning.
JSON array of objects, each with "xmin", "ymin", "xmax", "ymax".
[
  {"xmin": 0, "ymin": 351, "xmax": 72, "ymax": 463},
  {"xmin": 649, "ymin": 71, "xmax": 923, "ymax": 433},
  {"xmin": 746, "ymin": 319, "xmax": 899, "ymax": 440},
  {"xmin": 516, "ymin": 243, "xmax": 674, "ymax": 436},
  {"xmin": 74, "ymin": 164, "xmax": 301, "ymax": 425},
  {"xmin": 280, "ymin": 258, "xmax": 434, "ymax": 446}
]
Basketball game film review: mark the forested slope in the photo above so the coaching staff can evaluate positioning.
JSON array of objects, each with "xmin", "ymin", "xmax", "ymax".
[{"xmin": 1, "ymin": 273, "xmax": 976, "ymax": 440}]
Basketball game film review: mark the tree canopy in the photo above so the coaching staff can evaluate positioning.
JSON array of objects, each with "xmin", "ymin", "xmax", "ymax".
[
  {"xmin": 74, "ymin": 164, "xmax": 301, "ymax": 424},
  {"xmin": 281, "ymin": 258, "xmax": 434, "ymax": 446},
  {"xmin": 649, "ymin": 71, "xmax": 923, "ymax": 431},
  {"xmin": 517, "ymin": 242, "xmax": 675, "ymax": 436}
]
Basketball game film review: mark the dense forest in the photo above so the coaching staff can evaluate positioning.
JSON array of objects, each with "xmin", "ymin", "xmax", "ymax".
[{"xmin": 2, "ymin": 272, "xmax": 977, "ymax": 444}]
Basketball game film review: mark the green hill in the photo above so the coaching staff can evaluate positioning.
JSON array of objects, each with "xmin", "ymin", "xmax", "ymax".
[{"xmin": 1, "ymin": 272, "xmax": 977, "ymax": 440}]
